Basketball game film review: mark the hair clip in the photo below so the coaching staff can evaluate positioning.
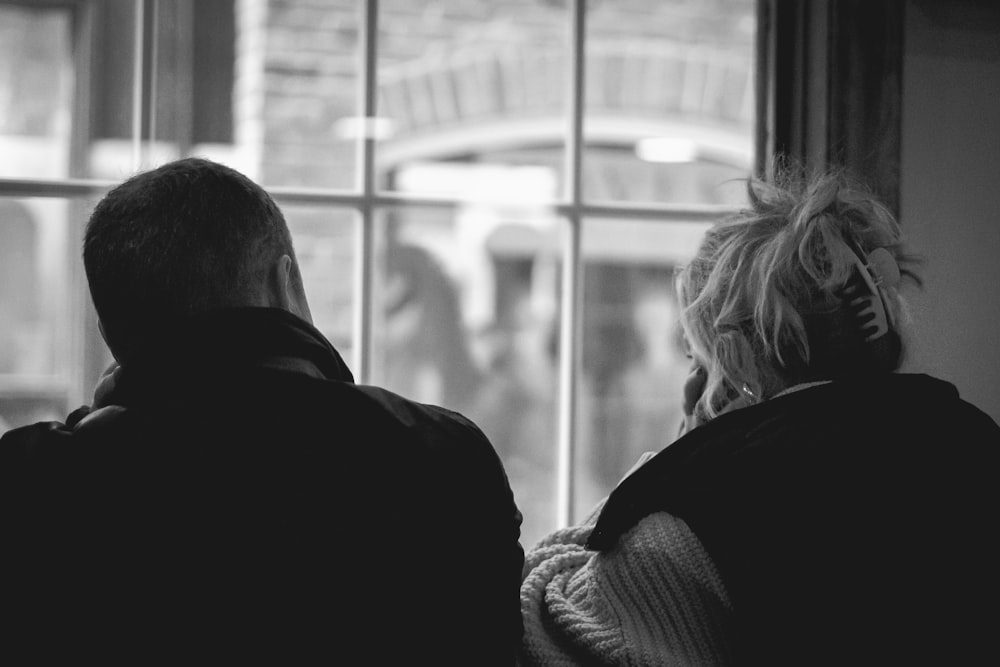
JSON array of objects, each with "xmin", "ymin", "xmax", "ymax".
[
  {"xmin": 865, "ymin": 247, "xmax": 901, "ymax": 289},
  {"xmin": 842, "ymin": 243, "xmax": 900, "ymax": 342}
]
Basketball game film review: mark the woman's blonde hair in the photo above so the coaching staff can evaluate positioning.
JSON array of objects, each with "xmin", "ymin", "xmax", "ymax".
[{"xmin": 676, "ymin": 166, "xmax": 921, "ymax": 422}]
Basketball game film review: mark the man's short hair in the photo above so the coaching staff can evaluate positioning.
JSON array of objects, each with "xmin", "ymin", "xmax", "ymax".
[{"xmin": 84, "ymin": 158, "xmax": 295, "ymax": 347}]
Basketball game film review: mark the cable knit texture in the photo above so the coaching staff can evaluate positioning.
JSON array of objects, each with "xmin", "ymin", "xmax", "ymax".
[{"xmin": 519, "ymin": 502, "xmax": 734, "ymax": 666}]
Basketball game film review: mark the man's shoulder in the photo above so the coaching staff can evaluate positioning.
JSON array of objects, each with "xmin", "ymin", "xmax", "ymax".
[
  {"xmin": 185, "ymin": 369, "xmax": 501, "ymax": 465},
  {"xmin": 348, "ymin": 382, "xmax": 478, "ymax": 425},
  {"xmin": 0, "ymin": 374, "xmax": 501, "ymax": 476},
  {"xmin": 344, "ymin": 382, "xmax": 494, "ymax": 454},
  {"xmin": 235, "ymin": 367, "xmax": 478, "ymax": 427}
]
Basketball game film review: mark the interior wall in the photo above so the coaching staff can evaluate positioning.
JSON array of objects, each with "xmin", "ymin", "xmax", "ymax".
[{"xmin": 900, "ymin": 0, "xmax": 1000, "ymax": 422}]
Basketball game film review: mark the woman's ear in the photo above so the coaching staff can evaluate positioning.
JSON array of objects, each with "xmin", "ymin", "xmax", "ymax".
[
  {"xmin": 676, "ymin": 363, "xmax": 709, "ymax": 437},
  {"xmin": 682, "ymin": 363, "xmax": 708, "ymax": 417}
]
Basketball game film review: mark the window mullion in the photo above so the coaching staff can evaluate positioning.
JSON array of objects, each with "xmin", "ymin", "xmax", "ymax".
[
  {"xmin": 353, "ymin": 0, "xmax": 379, "ymax": 384},
  {"xmin": 556, "ymin": 0, "xmax": 586, "ymax": 529},
  {"xmin": 131, "ymin": 0, "xmax": 147, "ymax": 170},
  {"xmin": 148, "ymin": 0, "xmax": 160, "ymax": 153}
]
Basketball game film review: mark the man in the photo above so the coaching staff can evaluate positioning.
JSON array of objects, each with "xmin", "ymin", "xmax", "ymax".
[{"xmin": 0, "ymin": 158, "xmax": 524, "ymax": 663}]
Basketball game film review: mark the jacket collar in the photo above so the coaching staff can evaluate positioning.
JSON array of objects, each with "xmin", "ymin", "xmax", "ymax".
[
  {"xmin": 586, "ymin": 372, "xmax": 959, "ymax": 552},
  {"xmin": 108, "ymin": 307, "xmax": 354, "ymax": 407}
]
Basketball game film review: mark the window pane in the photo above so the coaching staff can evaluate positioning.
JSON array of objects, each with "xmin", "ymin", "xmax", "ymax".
[
  {"xmin": 255, "ymin": 0, "xmax": 361, "ymax": 189},
  {"xmin": 0, "ymin": 3, "xmax": 75, "ymax": 180},
  {"xmin": 575, "ymin": 217, "xmax": 709, "ymax": 515},
  {"xmin": 283, "ymin": 206, "xmax": 357, "ymax": 357},
  {"xmin": 82, "ymin": 0, "xmax": 359, "ymax": 188},
  {"xmin": 143, "ymin": 0, "xmax": 240, "ymax": 170},
  {"xmin": 583, "ymin": 0, "xmax": 756, "ymax": 204},
  {"xmin": 0, "ymin": 197, "xmax": 90, "ymax": 434},
  {"xmin": 377, "ymin": 0, "xmax": 569, "ymax": 197},
  {"xmin": 371, "ymin": 205, "xmax": 562, "ymax": 549}
]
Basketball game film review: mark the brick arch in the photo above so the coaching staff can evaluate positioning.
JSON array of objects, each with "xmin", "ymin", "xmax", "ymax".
[
  {"xmin": 378, "ymin": 39, "xmax": 753, "ymax": 168},
  {"xmin": 379, "ymin": 115, "xmax": 751, "ymax": 172}
]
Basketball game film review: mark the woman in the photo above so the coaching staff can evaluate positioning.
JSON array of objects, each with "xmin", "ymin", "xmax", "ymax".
[{"xmin": 519, "ymin": 169, "xmax": 1000, "ymax": 666}]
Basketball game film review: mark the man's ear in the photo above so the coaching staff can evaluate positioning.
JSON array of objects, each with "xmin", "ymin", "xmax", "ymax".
[
  {"xmin": 97, "ymin": 319, "xmax": 122, "ymax": 363},
  {"xmin": 98, "ymin": 318, "xmax": 109, "ymax": 347},
  {"xmin": 269, "ymin": 254, "xmax": 293, "ymax": 312},
  {"xmin": 269, "ymin": 254, "xmax": 313, "ymax": 322}
]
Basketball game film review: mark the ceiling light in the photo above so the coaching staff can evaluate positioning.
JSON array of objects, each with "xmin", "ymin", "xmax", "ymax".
[
  {"xmin": 333, "ymin": 116, "xmax": 396, "ymax": 140},
  {"xmin": 635, "ymin": 137, "xmax": 698, "ymax": 163}
]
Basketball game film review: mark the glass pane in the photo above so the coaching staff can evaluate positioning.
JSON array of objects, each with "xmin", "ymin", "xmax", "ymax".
[
  {"xmin": 0, "ymin": 3, "xmax": 75, "ymax": 180},
  {"xmin": 255, "ymin": 0, "xmax": 361, "ymax": 189},
  {"xmin": 0, "ymin": 197, "xmax": 90, "ymax": 434},
  {"xmin": 82, "ymin": 1, "xmax": 360, "ymax": 188},
  {"xmin": 583, "ymin": 0, "xmax": 756, "ymax": 204},
  {"xmin": 574, "ymin": 217, "xmax": 710, "ymax": 516},
  {"xmin": 142, "ymin": 0, "xmax": 243, "ymax": 173},
  {"xmin": 377, "ymin": 0, "xmax": 568, "ymax": 197},
  {"xmin": 82, "ymin": 0, "xmax": 140, "ymax": 178},
  {"xmin": 370, "ymin": 204, "xmax": 562, "ymax": 549},
  {"xmin": 283, "ymin": 205, "xmax": 357, "ymax": 359}
]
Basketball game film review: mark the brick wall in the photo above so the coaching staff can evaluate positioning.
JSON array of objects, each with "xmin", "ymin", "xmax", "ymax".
[{"xmin": 247, "ymin": 0, "xmax": 755, "ymax": 188}]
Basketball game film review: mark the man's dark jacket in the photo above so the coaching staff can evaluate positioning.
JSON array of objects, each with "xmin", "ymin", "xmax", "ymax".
[
  {"xmin": 0, "ymin": 308, "xmax": 524, "ymax": 664},
  {"xmin": 589, "ymin": 373, "xmax": 1000, "ymax": 666}
]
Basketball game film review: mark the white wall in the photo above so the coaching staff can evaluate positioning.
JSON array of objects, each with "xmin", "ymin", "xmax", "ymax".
[{"xmin": 900, "ymin": 0, "xmax": 1000, "ymax": 423}]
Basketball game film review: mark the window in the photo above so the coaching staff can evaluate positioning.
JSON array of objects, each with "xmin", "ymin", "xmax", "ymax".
[{"xmin": 0, "ymin": 0, "xmax": 756, "ymax": 547}]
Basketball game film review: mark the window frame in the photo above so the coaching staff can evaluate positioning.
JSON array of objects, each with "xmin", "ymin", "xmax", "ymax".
[{"xmin": 0, "ymin": 0, "xmax": 762, "ymax": 526}]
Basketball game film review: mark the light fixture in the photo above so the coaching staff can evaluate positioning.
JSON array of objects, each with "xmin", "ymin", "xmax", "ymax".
[
  {"xmin": 635, "ymin": 137, "xmax": 698, "ymax": 163},
  {"xmin": 332, "ymin": 116, "xmax": 396, "ymax": 140}
]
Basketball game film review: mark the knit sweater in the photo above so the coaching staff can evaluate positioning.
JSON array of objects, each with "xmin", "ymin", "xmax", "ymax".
[{"xmin": 519, "ymin": 500, "xmax": 734, "ymax": 666}]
